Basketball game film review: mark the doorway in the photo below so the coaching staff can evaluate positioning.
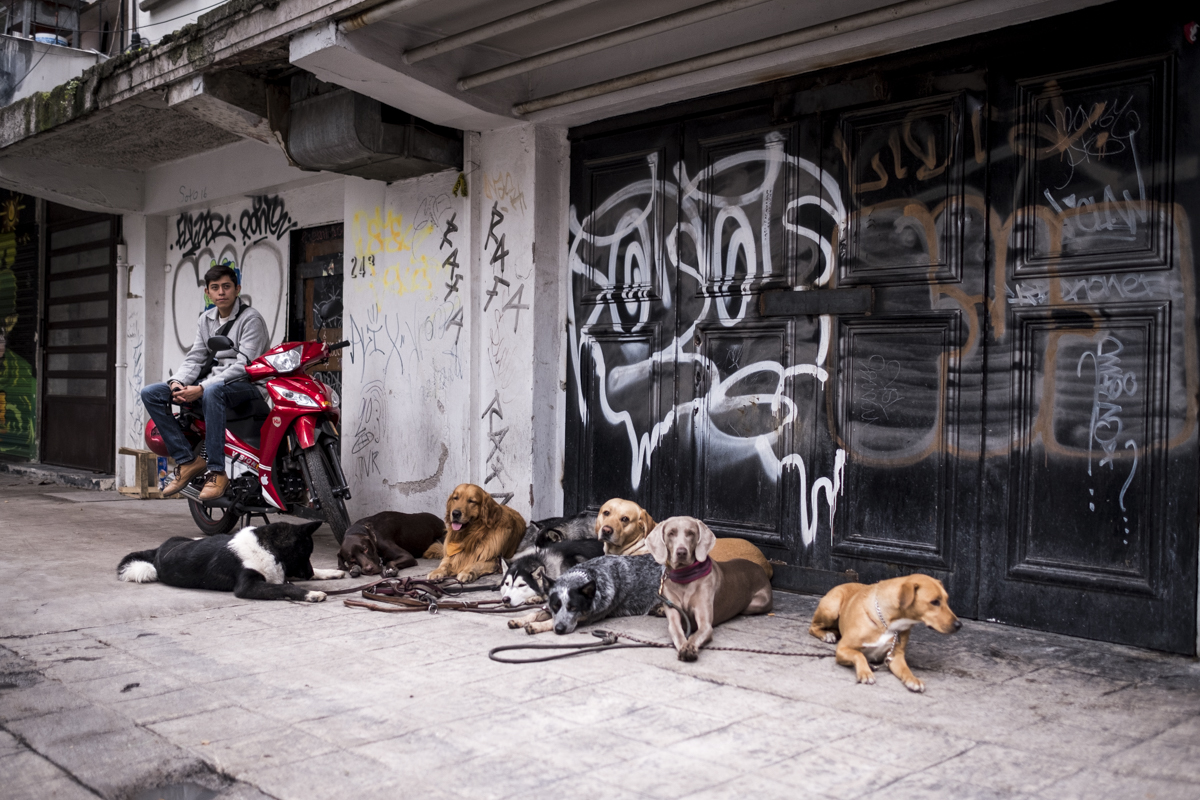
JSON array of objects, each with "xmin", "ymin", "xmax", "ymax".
[{"xmin": 40, "ymin": 203, "xmax": 120, "ymax": 472}]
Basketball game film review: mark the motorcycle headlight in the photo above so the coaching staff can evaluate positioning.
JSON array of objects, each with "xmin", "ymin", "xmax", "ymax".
[
  {"xmin": 326, "ymin": 385, "xmax": 340, "ymax": 408},
  {"xmin": 264, "ymin": 347, "xmax": 303, "ymax": 373},
  {"xmin": 272, "ymin": 386, "xmax": 320, "ymax": 408}
]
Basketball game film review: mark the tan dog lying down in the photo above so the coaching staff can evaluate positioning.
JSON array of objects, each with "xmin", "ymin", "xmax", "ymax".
[
  {"xmin": 646, "ymin": 516, "xmax": 773, "ymax": 661},
  {"xmin": 428, "ymin": 484, "xmax": 526, "ymax": 583},
  {"xmin": 809, "ymin": 574, "xmax": 961, "ymax": 692},
  {"xmin": 596, "ymin": 498, "xmax": 655, "ymax": 556}
]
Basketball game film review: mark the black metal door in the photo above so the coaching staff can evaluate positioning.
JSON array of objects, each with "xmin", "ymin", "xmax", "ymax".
[
  {"xmin": 978, "ymin": 29, "xmax": 1197, "ymax": 652},
  {"xmin": 809, "ymin": 67, "xmax": 989, "ymax": 609},
  {"xmin": 566, "ymin": 2, "xmax": 1198, "ymax": 653},
  {"xmin": 566, "ymin": 125, "xmax": 682, "ymax": 521},
  {"xmin": 40, "ymin": 205, "xmax": 119, "ymax": 473}
]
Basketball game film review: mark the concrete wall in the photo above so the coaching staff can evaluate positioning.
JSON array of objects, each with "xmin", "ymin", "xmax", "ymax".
[{"xmin": 0, "ymin": 36, "xmax": 105, "ymax": 107}]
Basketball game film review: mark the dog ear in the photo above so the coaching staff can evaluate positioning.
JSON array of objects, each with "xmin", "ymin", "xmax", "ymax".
[
  {"xmin": 898, "ymin": 579, "xmax": 918, "ymax": 610},
  {"xmin": 298, "ymin": 521, "xmax": 322, "ymax": 539},
  {"xmin": 499, "ymin": 556, "xmax": 509, "ymax": 574},
  {"xmin": 644, "ymin": 521, "xmax": 669, "ymax": 564},
  {"xmin": 482, "ymin": 493, "xmax": 502, "ymax": 529},
  {"xmin": 580, "ymin": 580, "xmax": 596, "ymax": 598},
  {"xmin": 531, "ymin": 565, "xmax": 548, "ymax": 591},
  {"xmin": 694, "ymin": 519, "xmax": 717, "ymax": 562},
  {"xmin": 639, "ymin": 509, "xmax": 656, "ymax": 538}
]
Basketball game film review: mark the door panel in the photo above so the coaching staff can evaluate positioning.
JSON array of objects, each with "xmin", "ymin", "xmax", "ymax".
[
  {"xmin": 566, "ymin": 126, "xmax": 681, "ymax": 521},
  {"xmin": 41, "ymin": 206, "xmax": 118, "ymax": 472},
  {"xmin": 982, "ymin": 42, "xmax": 1195, "ymax": 652}
]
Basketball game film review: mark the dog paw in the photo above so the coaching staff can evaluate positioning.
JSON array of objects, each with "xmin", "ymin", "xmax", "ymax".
[
  {"xmin": 304, "ymin": 591, "xmax": 327, "ymax": 603},
  {"xmin": 427, "ymin": 569, "xmax": 449, "ymax": 581},
  {"xmin": 650, "ymin": 604, "xmax": 667, "ymax": 617},
  {"xmin": 523, "ymin": 624, "xmax": 541, "ymax": 635},
  {"xmin": 822, "ymin": 632, "xmax": 838, "ymax": 644},
  {"xmin": 456, "ymin": 571, "xmax": 478, "ymax": 583},
  {"xmin": 507, "ymin": 619, "xmax": 523, "ymax": 629},
  {"xmin": 856, "ymin": 673, "xmax": 876, "ymax": 685},
  {"xmin": 678, "ymin": 645, "xmax": 698, "ymax": 662},
  {"xmin": 903, "ymin": 678, "xmax": 926, "ymax": 693},
  {"xmin": 349, "ymin": 566, "xmax": 362, "ymax": 577},
  {"xmin": 382, "ymin": 567, "xmax": 398, "ymax": 578}
]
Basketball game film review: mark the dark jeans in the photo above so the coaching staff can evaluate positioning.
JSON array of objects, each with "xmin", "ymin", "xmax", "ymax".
[{"xmin": 141, "ymin": 381, "xmax": 262, "ymax": 472}]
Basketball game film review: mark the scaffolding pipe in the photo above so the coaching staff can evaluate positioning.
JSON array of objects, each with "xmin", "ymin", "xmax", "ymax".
[
  {"xmin": 459, "ymin": 0, "xmax": 774, "ymax": 91},
  {"xmin": 405, "ymin": 0, "xmax": 602, "ymax": 64},
  {"xmin": 338, "ymin": 0, "xmax": 440, "ymax": 33},
  {"xmin": 513, "ymin": 0, "xmax": 971, "ymax": 115}
]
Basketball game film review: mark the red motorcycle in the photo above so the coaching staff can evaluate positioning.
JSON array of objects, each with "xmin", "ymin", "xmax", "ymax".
[{"xmin": 144, "ymin": 335, "xmax": 352, "ymax": 543}]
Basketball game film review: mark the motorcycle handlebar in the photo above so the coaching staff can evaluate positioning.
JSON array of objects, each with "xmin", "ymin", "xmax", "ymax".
[{"xmin": 328, "ymin": 340, "xmax": 350, "ymax": 351}]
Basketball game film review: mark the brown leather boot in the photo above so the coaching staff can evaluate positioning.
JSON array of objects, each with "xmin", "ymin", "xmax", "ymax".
[
  {"xmin": 198, "ymin": 472, "xmax": 229, "ymax": 501},
  {"xmin": 162, "ymin": 458, "xmax": 206, "ymax": 497}
]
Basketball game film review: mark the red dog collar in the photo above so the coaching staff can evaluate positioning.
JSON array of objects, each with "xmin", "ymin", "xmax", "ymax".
[{"xmin": 667, "ymin": 557, "xmax": 713, "ymax": 584}]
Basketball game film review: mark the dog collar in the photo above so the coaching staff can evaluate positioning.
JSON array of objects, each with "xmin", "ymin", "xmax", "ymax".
[
  {"xmin": 667, "ymin": 557, "xmax": 713, "ymax": 584},
  {"xmin": 873, "ymin": 591, "xmax": 898, "ymax": 666},
  {"xmin": 444, "ymin": 540, "xmax": 465, "ymax": 557}
]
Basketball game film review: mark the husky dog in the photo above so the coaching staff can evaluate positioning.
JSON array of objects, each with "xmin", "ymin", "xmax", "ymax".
[
  {"xmin": 511, "ymin": 554, "xmax": 664, "ymax": 635},
  {"xmin": 499, "ymin": 538, "xmax": 605, "ymax": 607},
  {"xmin": 517, "ymin": 511, "xmax": 597, "ymax": 551},
  {"xmin": 117, "ymin": 521, "xmax": 344, "ymax": 602}
]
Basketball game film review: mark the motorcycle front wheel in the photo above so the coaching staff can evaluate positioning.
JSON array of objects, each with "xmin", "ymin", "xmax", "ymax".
[
  {"xmin": 302, "ymin": 446, "xmax": 350, "ymax": 544},
  {"xmin": 188, "ymin": 498, "xmax": 241, "ymax": 535}
]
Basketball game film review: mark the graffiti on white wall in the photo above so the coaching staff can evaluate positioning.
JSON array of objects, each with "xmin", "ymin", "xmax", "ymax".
[{"xmin": 168, "ymin": 195, "xmax": 296, "ymax": 359}]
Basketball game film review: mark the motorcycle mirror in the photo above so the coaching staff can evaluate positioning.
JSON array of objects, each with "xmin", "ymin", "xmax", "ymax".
[
  {"xmin": 315, "ymin": 296, "xmax": 343, "ymax": 321},
  {"xmin": 207, "ymin": 335, "xmax": 235, "ymax": 352}
]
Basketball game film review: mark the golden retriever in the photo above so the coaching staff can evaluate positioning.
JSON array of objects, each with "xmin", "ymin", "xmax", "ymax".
[{"xmin": 428, "ymin": 484, "xmax": 526, "ymax": 583}]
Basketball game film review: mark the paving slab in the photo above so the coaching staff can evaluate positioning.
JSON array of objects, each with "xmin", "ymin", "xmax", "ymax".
[{"xmin": 1, "ymin": 473, "xmax": 1199, "ymax": 800}]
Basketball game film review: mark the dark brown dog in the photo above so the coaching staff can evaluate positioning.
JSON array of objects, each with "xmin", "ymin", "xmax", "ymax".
[
  {"xmin": 645, "ymin": 516, "xmax": 773, "ymax": 661},
  {"xmin": 337, "ymin": 511, "xmax": 444, "ymax": 577},
  {"xmin": 428, "ymin": 484, "xmax": 526, "ymax": 583},
  {"xmin": 809, "ymin": 574, "xmax": 961, "ymax": 692}
]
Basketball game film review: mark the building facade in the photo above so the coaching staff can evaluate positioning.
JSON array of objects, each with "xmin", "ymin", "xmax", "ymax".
[{"xmin": 0, "ymin": 0, "xmax": 1195, "ymax": 654}]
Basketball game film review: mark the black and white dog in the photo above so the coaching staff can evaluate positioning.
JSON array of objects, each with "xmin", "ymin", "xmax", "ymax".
[
  {"xmin": 499, "ymin": 538, "xmax": 605, "ymax": 607},
  {"xmin": 509, "ymin": 554, "xmax": 664, "ymax": 635},
  {"xmin": 516, "ymin": 511, "xmax": 597, "ymax": 551},
  {"xmin": 117, "ymin": 521, "xmax": 346, "ymax": 602}
]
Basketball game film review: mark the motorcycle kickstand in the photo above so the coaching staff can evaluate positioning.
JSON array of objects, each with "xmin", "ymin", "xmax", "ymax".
[{"xmin": 242, "ymin": 511, "xmax": 271, "ymax": 528}]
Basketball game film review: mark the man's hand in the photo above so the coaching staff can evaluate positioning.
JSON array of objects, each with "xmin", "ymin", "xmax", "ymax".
[{"xmin": 172, "ymin": 384, "xmax": 204, "ymax": 403}]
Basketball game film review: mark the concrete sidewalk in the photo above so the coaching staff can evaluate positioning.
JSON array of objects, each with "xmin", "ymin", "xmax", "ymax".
[{"xmin": 1, "ymin": 472, "xmax": 1198, "ymax": 800}]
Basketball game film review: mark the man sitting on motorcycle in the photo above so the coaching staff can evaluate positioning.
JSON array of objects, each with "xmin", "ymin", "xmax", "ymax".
[{"xmin": 141, "ymin": 264, "xmax": 270, "ymax": 500}]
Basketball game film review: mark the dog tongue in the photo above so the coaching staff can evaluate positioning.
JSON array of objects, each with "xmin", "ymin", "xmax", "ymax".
[{"xmin": 451, "ymin": 522, "xmax": 463, "ymax": 531}]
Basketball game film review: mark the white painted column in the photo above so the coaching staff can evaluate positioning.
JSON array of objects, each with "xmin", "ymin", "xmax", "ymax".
[{"xmin": 471, "ymin": 124, "xmax": 570, "ymax": 522}]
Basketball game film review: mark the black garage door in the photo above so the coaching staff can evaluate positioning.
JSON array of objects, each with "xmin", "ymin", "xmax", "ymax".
[{"xmin": 564, "ymin": 3, "xmax": 1198, "ymax": 653}]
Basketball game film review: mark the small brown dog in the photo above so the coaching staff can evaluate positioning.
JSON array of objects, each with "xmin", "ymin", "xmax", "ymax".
[
  {"xmin": 596, "ymin": 498, "xmax": 656, "ymax": 555},
  {"xmin": 646, "ymin": 516, "xmax": 773, "ymax": 662},
  {"xmin": 428, "ymin": 484, "xmax": 526, "ymax": 583},
  {"xmin": 337, "ymin": 511, "xmax": 445, "ymax": 577},
  {"xmin": 809, "ymin": 574, "xmax": 961, "ymax": 692}
]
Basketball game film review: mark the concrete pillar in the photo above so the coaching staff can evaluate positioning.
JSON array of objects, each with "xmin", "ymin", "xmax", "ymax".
[{"xmin": 113, "ymin": 213, "xmax": 166, "ymax": 486}]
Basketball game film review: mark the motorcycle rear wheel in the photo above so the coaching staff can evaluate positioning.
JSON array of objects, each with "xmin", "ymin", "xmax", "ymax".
[
  {"xmin": 188, "ymin": 498, "xmax": 241, "ymax": 535},
  {"xmin": 303, "ymin": 447, "xmax": 350, "ymax": 544}
]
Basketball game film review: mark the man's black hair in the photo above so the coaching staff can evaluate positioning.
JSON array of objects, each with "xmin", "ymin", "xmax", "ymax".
[{"xmin": 204, "ymin": 264, "xmax": 239, "ymax": 287}]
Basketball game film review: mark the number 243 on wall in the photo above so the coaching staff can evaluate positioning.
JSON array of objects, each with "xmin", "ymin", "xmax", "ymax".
[{"xmin": 349, "ymin": 255, "xmax": 375, "ymax": 278}]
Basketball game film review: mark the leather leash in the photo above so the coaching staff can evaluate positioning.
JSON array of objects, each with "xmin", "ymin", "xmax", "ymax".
[{"xmin": 487, "ymin": 628, "xmax": 836, "ymax": 664}]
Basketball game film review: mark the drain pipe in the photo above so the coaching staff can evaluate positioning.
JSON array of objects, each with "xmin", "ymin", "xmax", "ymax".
[
  {"xmin": 338, "ymin": 0, "xmax": 440, "ymax": 33},
  {"xmin": 513, "ymin": 0, "xmax": 971, "ymax": 115}
]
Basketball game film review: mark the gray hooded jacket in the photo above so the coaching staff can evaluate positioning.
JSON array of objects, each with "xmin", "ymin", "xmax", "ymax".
[{"xmin": 171, "ymin": 297, "xmax": 271, "ymax": 392}]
